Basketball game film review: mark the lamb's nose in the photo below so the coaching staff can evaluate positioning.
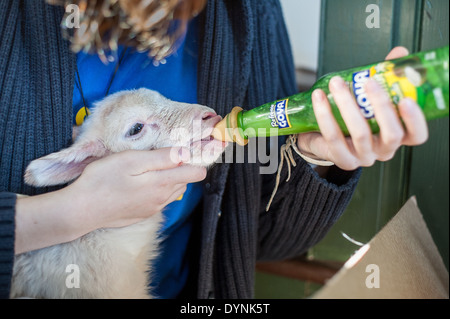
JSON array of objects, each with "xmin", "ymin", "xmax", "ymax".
[
  {"xmin": 201, "ymin": 112, "xmax": 217, "ymax": 121},
  {"xmin": 196, "ymin": 111, "xmax": 222, "ymax": 128},
  {"xmin": 190, "ymin": 111, "xmax": 222, "ymax": 141},
  {"xmin": 203, "ymin": 113, "xmax": 222, "ymax": 129}
]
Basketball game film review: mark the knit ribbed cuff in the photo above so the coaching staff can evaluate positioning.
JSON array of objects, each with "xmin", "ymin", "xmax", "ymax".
[{"xmin": 0, "ymin": 192, "xmax": 16, "ymax": 299}]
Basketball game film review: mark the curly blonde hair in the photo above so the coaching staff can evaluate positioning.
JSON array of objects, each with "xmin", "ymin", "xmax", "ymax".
[{"xmin": 48, "ymin": 0, "xmax": 207, "ymax": 63}]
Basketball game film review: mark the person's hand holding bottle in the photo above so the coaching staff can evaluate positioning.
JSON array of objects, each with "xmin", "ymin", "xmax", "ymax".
[{"xmin": 297, "ymin": 47, "xmax": 429, "ymax": 171}]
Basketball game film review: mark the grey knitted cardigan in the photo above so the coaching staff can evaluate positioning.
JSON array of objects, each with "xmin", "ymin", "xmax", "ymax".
[{"xmin": 0, "ymin": 0, "xmax": 361, "ymax": 299}]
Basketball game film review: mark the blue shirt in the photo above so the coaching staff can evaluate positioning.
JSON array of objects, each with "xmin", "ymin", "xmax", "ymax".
[{"xmin": 73, "ymin": 20, "xmax": 201, "ymax": 299}]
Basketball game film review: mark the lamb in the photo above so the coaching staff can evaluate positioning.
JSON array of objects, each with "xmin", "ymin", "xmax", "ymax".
[{"xmin": 10, "ymin": 88, "xmax": 227, "ymax": 298}]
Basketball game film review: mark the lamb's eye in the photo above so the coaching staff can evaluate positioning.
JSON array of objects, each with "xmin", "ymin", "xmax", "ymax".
[{"xmin": 128, "ymin": 123, "xmax": 144, "ymax": 136}]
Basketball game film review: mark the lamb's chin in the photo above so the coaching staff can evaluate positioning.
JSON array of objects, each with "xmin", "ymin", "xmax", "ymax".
[{"xmin": 189, "ymin": 138, "xmax": 228, "ymax": 167}]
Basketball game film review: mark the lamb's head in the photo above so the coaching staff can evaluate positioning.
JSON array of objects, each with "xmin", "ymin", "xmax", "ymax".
[{"xmin": 25, "ymin": 88, "xmax": 227, "ymax": 187}]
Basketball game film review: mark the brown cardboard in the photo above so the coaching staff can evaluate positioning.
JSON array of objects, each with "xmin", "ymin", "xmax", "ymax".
[{"xmin": 312, "ymin": 197, "xmax": 449, "ymax": 299}]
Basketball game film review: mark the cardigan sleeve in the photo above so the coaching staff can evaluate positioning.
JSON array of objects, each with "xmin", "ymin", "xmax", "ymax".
[
  {"xmin": 257, "ymin": 148, "xmax": 361, "ymax": 261},
  {"xmin": 0, "ymin": 192, "xmax": 16, "ymax": 299}
]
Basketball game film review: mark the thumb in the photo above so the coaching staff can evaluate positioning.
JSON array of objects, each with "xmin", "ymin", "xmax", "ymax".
[{"xmin": 122, "ymin": 147, "xmax": 191, "ymax": 175}]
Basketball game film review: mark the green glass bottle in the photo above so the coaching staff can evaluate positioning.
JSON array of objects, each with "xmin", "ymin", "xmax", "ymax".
[{"xmin": 212, "ymin": 45, "xmax": 449, "ymax": 146}]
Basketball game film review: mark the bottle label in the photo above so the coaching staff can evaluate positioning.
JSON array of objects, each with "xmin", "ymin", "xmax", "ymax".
[
  {"xmin": 352, "ymin": 70, "xmax": 374, "ymax": 119},
  {"xmin": 352, "ymin": 59, "xmax": 425, "ymax": 119},
  {"xmin": 269, "ymin": 99, "xmax": 292, "ymax": 129}
]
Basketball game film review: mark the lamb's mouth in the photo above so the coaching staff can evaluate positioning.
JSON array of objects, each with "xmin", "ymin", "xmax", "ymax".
[
  {"xmin": 189, "ymin": 115, "xmax": 226, "ymax": 149},
  {"xmin": 190, "ymin": 134, "xmax": 228, "ymax": 150}
]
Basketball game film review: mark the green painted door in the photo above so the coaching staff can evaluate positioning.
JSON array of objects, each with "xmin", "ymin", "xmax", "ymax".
[
  {"xmin": 311, "ymin": 0, "xmax": 449, "ymax": 269},
  {"xmin": 255, "ymin": 0, "xmax": 448, "ymax": 299}
]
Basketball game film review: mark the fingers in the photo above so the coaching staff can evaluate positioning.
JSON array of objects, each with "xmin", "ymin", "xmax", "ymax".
[
  {"xmin": 311, "ymin": 88, "xmax": 360, "ymax": 170},
  {"xmin": 366, "ymin": 80, "xmax": 428, "ymax": 151},
  {"xmin": 310, "ymin": 76, "xmax": 428, "ymax": 171},
  {"xmin": 121, "ymin": 147, "xmax": 190, "ymax": 175},
  {"xmin": 155, "ymin": 164, "xmax": 207, "ymax": 185},
  {"xmin": 398, "ymin": 98, "xmax": 429, "ymax": 146},
  {"xmin": 103, "ymin": 147, "xmax": 206, "ymax": 200},
  {"xmin": 129, "ymin": 161, "xmax": 205, "ymax": 213},
  {"xmin": 303, "ymin": 47, "xmax": 426, "ymax": 171},
  {"xmin": 385, "ymin": 46, "xmax": 409, "ymax": 60},
  {"xmin": 161, "ymin": 184, "xmax": 188, "ymax": 207},
  {"xmin": 329, "ymin": 77, "xmax": 376, "ymax": 167},
  {"xmin": 365, "ymin": 79, "xmax": 405, "ymax": 161}
]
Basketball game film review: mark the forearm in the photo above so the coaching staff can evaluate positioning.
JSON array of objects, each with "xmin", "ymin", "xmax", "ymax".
[{"xmin": 14, "ymin": 189, "xmax": 89, "ymax": 255}]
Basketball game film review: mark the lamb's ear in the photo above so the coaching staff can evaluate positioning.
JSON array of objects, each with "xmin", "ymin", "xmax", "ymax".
[{"xmin": 24, "ymin": 139, "xmax": 110, "ymax": 187}]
